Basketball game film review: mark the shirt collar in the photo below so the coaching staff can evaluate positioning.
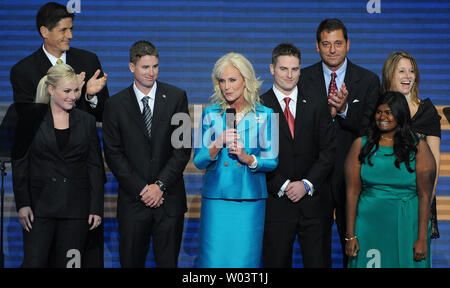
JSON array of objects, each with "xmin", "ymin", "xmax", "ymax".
[
  {"xmin": 322, "ymin": 57, "xmax": 347, "ymax": 80},
  {"xmin": 133, "ymin": 81, "xmax": 157, "ymax": 103},
  {"xmin": 42, "ymin": 44, "xmax": 67, "ymax": 66},
  {"xmin": 272, "ymin": 84, "xmax": 298, "ymax": 104}
]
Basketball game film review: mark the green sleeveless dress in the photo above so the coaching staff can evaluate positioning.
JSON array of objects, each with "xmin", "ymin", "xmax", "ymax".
[{"xmin": 348, "ymin": 137, "xmax": 431, "ymax": 268}]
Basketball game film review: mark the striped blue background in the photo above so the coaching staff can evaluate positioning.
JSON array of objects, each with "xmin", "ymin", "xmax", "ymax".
[
  {"xmin": 1, "ymin": 0, "xmax": 449, "ymax": 268},
  {"xmin": 1, "ymin": 0, "xmax": 449, "ymax": 105}
]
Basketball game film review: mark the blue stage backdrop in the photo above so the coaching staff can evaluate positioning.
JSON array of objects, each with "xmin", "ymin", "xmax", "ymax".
[{"xmin": 0, "ymin": 0, "xmax": 449, "ymax": 105}]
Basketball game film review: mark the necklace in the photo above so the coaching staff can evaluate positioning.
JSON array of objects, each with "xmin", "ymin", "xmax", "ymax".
[{"xmin": 381, "ymin": 135, "xmax": 393, "ymax": 141}]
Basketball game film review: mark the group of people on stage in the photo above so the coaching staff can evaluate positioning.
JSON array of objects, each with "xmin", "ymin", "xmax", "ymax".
[{"xmin": 7, "ymin": 2, "xmax": 441, "ymax": 268}]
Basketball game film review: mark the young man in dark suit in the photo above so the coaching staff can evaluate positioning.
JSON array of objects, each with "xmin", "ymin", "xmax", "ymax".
[
  {"xmin": 261, "ymin": 43, "xmax": 336, "ymax": 267},
  {"xmin": 10, "ymin": 2, "xmax": 108, "ymax": 122},
  {"xmin": 102, "ymin": 40, "xmax": 191, "ymax": 268},
  {"xmin": 299, "ymin": 18, "xmax": 380, "ymax": 267}
]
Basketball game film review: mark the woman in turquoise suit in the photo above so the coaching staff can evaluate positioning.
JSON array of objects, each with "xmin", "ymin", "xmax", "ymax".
[
  {"xmin": 345, "ymin": 91, "xmax": 436, "ymax": 268},
  {"xmin": 194, "ymin": 52, "xmax": 278, "ymax": 268}
]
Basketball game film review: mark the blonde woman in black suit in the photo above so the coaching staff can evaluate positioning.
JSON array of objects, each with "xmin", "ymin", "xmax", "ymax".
[{"xmin": 12, "ymin": 63, "xmax": 105, "ymax": 267}]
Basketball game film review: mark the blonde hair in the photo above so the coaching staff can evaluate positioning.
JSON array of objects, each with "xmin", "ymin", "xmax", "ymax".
[
  {"xmin": 381, "ymin": 51, "xmax": 421, "ymax": 105},
  {"xmin": 36, "ymin": 63, "xmax": 78, "ymax": 104},
  {"xmin": 210, "ymin": 52, "xmax": 262, "ymax": 114}
]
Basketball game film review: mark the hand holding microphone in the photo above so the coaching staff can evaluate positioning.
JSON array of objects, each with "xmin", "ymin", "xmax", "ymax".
[
  {"xmin": 224, "ymin": 108, "xmax": 253, "ymax": 165},
  {"xmin": 224, "ymin": 107, "xmax": 239, "ymax": 151}
]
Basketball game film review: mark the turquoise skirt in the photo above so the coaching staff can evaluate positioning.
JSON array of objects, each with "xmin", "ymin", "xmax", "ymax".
[{"xmin": 197, "ymin": 197, "xmax": 266, "ymax": 268}]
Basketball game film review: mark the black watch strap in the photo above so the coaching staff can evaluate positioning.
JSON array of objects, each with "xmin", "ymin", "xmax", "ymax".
[{"xmin": 155, "ymin": 180, "xmax": 166, "ymax": 192}]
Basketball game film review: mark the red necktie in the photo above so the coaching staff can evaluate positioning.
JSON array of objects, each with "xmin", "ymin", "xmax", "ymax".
[
  {"xmin": 328, "ymin": 72, "xmax": 337, "ymax": 99},
  {"xmin": 283, "ymin": 97, "xmax": 295, "ymax": 139}
]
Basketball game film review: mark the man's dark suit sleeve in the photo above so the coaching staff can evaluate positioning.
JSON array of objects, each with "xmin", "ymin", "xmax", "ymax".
[
  {"xmin": 266, "ymin": 168, "xmax": 288, "ymax": 197},
  {"xmin": 102, "ymin": 99, "xmax": 147, "ymax": 199},
  {"xmin": 156, "ymin": 91, "xmax": 191, "ymax": 191},
  {"xmin": 10, "ymin": 63, "xmax": 36, "ymax": 103},
  {"xmin": 75, "ymin": 54, "xmax": 109, "ymax": 122},
  {"xmin": 337, "ymin": 72, "xmax": 380, "ymax": 136},
  {"xmin": 88, "ymin": 54, "xmax": 109, "ymax": 122},
  {"xmin": 305, "ymin": 99, "xmax": 337, "ymax": 189}
]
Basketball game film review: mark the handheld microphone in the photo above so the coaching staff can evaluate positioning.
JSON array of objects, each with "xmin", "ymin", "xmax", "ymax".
[
  {"xmin": 225, "ymin": 108, "xmax": 236, "ymax": 149},
  {"xmin": 225, "ymin": 108, "xmax": 236, "ymax": 129}
]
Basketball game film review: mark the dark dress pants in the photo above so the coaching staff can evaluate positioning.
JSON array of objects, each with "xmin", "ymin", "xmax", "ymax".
[
  {"xmin": 82, "ymin": 223, "xmax": 104, "ymax": 268},
  {"xmin": 22, "ymin": 217, "xmax": 89, "ymax": 268},
  {"xmin": 263, "ymin": 213, "xmax": 330, "ymax": 268},
  {"xmin": 118, "ymin": 207, "xmax": 184, "ymax": 268}
]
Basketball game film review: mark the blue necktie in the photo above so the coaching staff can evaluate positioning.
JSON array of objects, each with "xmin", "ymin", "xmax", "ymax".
[{"xmin": 142, "ymin": 96, "xmax": 152, "ymax": 137}]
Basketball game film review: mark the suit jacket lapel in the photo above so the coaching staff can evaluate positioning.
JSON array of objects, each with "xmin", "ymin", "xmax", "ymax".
[
  {"xmin": 264, "ymin": 89, "xmax": 293, "ymax": 142},
  {"xmin": 123, "ymin": 85, "xmax": 149, "ymax": 138},
  {"xmin": 312, "ymin": 62, "xmax": 328, "ymax": 99},
  {"xmin": 344, "ymin": 60, "xmax": 359, "ymax": 104},
  {"xmin": 40, "ymin": 109, "xmax": 65, "ymax": 161},
  {"xmin": 66, "ymin": 49, "xmax": 74, "ymax": 67},
  {"xmin": 66, "ymin": 49, "xmax": 81, "ymax": 73},
  {"xmin": 235, "ymin": 106, "xmax": 259, "ymax": 133},
  {"xmin": 36, "ymin": 47, "xmax": 52, "ymax": 77},
  {"xmin": 151, "ymin": 82, "xmax": 167, "ymax": 139},
  {"xmin": 62, "ymin": 109, "xmax": 80, "ymax": 155},
  {"xmin": 294, "ymin": 86, "xmax": 306, "ymax": 140}
]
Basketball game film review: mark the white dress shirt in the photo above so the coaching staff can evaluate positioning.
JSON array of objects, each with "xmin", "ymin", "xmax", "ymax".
[
  {"xmin": 134, "ymin": 81, "xmax": 157, "ymax": 114},
  {"xmin": 273, "ymin": 84, "xmax": 297, "ymax": 118}
]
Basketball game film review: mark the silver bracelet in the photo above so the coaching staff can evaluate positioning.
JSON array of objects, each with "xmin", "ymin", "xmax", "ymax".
[
  {"xmin": 344, "ymin": 235, "xmax": 357, "ymax": 241},
  {"xmin": 248, "ymin": 155, "xmax": 258, "ymax": 169}
]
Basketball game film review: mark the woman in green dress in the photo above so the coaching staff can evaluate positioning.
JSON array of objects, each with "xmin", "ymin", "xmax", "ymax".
[{"xmin": 345, "ymin": 91, "xmax": 436, "ymax": 268}]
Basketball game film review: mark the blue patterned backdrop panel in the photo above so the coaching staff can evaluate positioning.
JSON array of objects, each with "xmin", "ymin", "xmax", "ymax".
[{"xmin": 0, "ymin": 0, "xmax": 449, "ymax": 105}]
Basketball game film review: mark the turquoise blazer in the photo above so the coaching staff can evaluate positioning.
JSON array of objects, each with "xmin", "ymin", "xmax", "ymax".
[{"xmin": 194, "ymin": 103, "xmax": 278, "ymax": 200}]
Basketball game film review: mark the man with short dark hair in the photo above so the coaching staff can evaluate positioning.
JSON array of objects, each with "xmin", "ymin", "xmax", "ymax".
[
  {"xmin": 102, "ymin": 40, "xmax": 191, "ymax": 268},
  {"xmin": 10, "ymin": 2, "xmax": 108, "ymax": 122},
  {"xmin": 300, "ymin": 18, "xmax": 380, "ymax": 267},
  {"xmin": 262, "ymin": 43, "xmax": 336, "ymax": 267}
]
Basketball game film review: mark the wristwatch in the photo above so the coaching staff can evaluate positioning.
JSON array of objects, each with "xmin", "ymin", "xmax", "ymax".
[{"xmin": 155, "ymin": 180, "xmax": 166, "ymax": 192}]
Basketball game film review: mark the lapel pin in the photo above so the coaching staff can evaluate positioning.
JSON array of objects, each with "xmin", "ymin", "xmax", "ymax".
[
  {"xmin": 162, "ymin": 94, "xmax": 166, "ymax": 99},
  {"xmin": 302, "ymin": 99, "xmax": 307, "ymax": 103}
]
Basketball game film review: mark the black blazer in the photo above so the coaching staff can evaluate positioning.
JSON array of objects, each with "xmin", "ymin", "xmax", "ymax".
[
  {"xmin": 102, "ymin": 81, "xmax": 191, "ymax": 220},
  {"xmin": 299, "ymin": 60, "xmax": 380, "ymax": 206},
  {"xmin": 10, "ymin": 46, "xmax": 109, "ymax": 122},
  {"xmin": 261, "ymin": 85, "xmax": 336, "ymax": 220},
  {"xmin": 12, "ymin": 107, "xmax": 105, "ymax": 219}
]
